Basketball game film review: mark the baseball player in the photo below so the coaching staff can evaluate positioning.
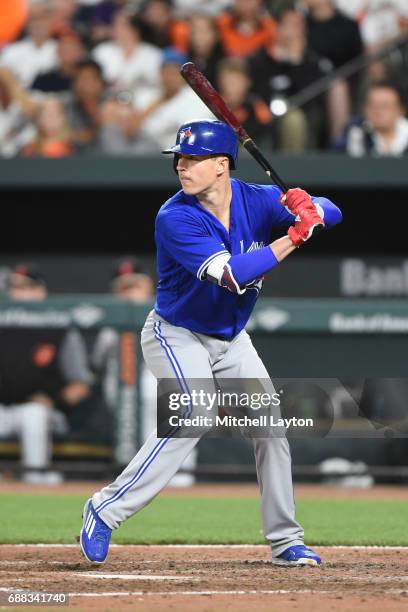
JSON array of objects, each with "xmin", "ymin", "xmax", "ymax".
[
  {"xmin": 80, "ymin": 119, "xmax": 342, "ymax": 566},
  {"xmin": 0, "ymin": 264, "xmax": 92, "ymax": 485}
]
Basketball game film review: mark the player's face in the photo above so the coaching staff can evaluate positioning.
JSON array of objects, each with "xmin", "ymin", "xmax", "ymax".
[{"xmin": 176, "ymin": 154, "xmax": 228, "ymax": 195}]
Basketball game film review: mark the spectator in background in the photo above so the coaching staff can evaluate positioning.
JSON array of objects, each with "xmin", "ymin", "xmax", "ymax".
[
  {"xmin": 92, "ymin": 10, "xmax": 162, "ymax": 108},
  {"xmin": 99, "ymin": 47, "xmax": 214, "ymax": 154},
  {"xmin": 336, "ymin": 82, "xmax": 408, "ymax": 156},
  {"xmin": 303, "ymin": 0, "xmax": 364, "ymax": 141},
  {"xmin": 0, "ymin": 0, "xmax": 58, "ymax": 88},
  {"xmin": 304, "ymin": 0, "xmax": 363, "ymax": 69},
  {"xmin": 64, "ymin": 59, "xmax": 106, "ymax": 152},
  {"xmin": 50, "ymin": 0, "xmax": 84, "ymax": 38},
  {"xmin": 186, "ymin": 13, "xmax": 226, "ymax": 87},
  {"xmin": 0, "ymin": 263, "xmax": 92, "ymax": 485},
  {"xmin": 334, "ymin": 0, "xmax": 408, "ymax": 83},
  {"xmin": 0, "ymin": 59, "xmax": 102, "ymax": 157},
  {"xmin": 31, "ymin": 32, "xmax": 86, "ymax": 94},
  {"xmin": 0, "ymin": 68, "xmax": 37, "ymax": 157},
  {"xmin": 21, "ymin": 97, "xmax": 73, "ymax": 157},
  {"xmin": 141, "ymin": 0, "xmax": 189, "ymax": 51},
  {"xmin": 334, "ymin": 0, "xmax": 408, "ymax": 50},
  {"xmin": 217, "ymin": 57, "xmax": 272, "ymax": 142},
  {"xmin": 77, "ymin": 0, "xmax": 131, "ymax": 46},
  {"xmin": 92, "ymin": 256, "xmax": 196, "ymax": 486},
  {"xmin": 249, "ymin": 9, "xmax": 330, "ymax": 149},
  {"xmin": 217, "ymin": 0, "xmax": 277, "ymax": 57}
]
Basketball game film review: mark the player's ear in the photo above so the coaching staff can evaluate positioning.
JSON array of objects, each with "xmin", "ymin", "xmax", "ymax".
[{"xmin": 216, "ymin": 156, "xmax": 229, "ymax": 176}]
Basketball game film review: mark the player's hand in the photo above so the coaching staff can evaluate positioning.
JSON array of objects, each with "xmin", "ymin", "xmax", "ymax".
[
  {"xmin": 280, "ymin": 188, "xmax": 316, "ymax": 216},
  {"xmin": 61, "ymin": 382, "xmax": 90, "ymax": 406},
  {"xmin": 287, "ymin": 207, "xmax": 325, "ymax": 247}
]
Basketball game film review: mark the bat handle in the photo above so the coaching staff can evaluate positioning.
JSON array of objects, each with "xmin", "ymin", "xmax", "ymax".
[{"xmin": 243, "ymin": 139, "xmax": 289, "ymax": 194}]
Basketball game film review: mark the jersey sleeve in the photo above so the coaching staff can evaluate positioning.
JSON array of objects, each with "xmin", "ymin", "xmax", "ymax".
[
  {"xmin": 312, "ymin": 197, "xmax": 342, "ymax": 227},
  {"xmin": 256, "ymin": 184, "xmax": 296, "ymax": 231},
  {"xmin": 256, "ymin": 184, "xmax": 342, "ymax": 231},
  {"xmin": 156, "ymin": 209, "xmax": 230, "ymax": 280}
]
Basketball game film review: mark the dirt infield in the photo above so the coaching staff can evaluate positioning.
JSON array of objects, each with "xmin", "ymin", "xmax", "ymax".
[
  {"xmin": 1, "ymin": 484, "xmax": 407, "ymax": 611},
  {"xmin": 0, "ymin": 481, "xmax": 406, "ymax": 499},
  {"xmin": 1, "ymin": 544, "xmax": 408, "ymax": 612}
]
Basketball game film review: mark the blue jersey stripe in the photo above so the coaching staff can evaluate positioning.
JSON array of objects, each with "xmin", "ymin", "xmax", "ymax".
[
  {"xmin": 154, "ymin": 321, "xmax": 193, "ymax": 417},
  {"xmin": 152, "ymin": 321, "xmax": 189, "ymax": 397}
]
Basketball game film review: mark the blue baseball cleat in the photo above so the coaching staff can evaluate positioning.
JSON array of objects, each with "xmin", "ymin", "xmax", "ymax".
[
  {"xmin": 272, "ymin": 545, "xmax": 322, "ymax": 567},
  {"xmin": 80, "ymin": 498, "xmax": 112, "ymax": 564}
]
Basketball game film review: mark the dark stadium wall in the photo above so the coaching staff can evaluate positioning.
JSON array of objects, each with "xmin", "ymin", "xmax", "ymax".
[{"xmin": 2, "ymin": 186, "xmax": 407, "ymax": 255}]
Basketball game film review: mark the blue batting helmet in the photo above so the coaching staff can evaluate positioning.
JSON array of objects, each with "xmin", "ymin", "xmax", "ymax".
[{"xmin": 162, "ymin": 119, "xmax": 239, "ymax": 171}]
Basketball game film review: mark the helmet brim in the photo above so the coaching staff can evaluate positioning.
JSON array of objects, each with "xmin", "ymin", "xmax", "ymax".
[
  {"xmin": 162, "ymin": 145, "xmax": 181, "ymax": 155},
  {"xmin": 161, "ymin": 146, "xmax": 236, "ymax": 170}
]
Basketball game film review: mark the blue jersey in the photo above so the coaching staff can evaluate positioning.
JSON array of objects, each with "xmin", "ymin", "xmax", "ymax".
[{"xmin": 154, "ymin": 178, "xmax": 339, "ymax": 339}]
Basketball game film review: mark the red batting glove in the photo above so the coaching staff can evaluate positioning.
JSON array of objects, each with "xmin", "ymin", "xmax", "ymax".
[
  {"xmin": 287, "ymin": 207, "xmax": 325, "ymax": 247},
  {"xmin": 279, "ymin": 188, "xmax": 314, "ymax": 216}
]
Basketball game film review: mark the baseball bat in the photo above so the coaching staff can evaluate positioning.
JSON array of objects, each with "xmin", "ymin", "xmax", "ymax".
[{"xmin": 180, "ymin": 62, "xmax": 289, "ymax": 193}]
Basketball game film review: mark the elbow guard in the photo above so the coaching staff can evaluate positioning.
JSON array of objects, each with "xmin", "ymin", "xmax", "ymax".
[
  {"xmin": 204, "ymin": 246, "xmax": 279, "ymax": 295},
  {"xmin": 205, "ymin": 253, "xmax": 246, "ymax": 295}
]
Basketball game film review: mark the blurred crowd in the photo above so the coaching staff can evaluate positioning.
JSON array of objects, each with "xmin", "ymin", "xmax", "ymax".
[{"xmin": 0, "ymin": 0, "xmax": 407, "ymax": 157}]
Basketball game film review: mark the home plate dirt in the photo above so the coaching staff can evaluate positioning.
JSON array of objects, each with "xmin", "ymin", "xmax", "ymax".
[{"xmin": 1, "ymin": 545, "xmax": 407, "ymax": 611}]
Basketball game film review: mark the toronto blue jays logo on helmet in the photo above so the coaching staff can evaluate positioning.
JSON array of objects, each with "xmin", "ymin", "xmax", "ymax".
[{"xmin": 179, "ymin": 126, "xmax": 195, "ymax": 145}]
